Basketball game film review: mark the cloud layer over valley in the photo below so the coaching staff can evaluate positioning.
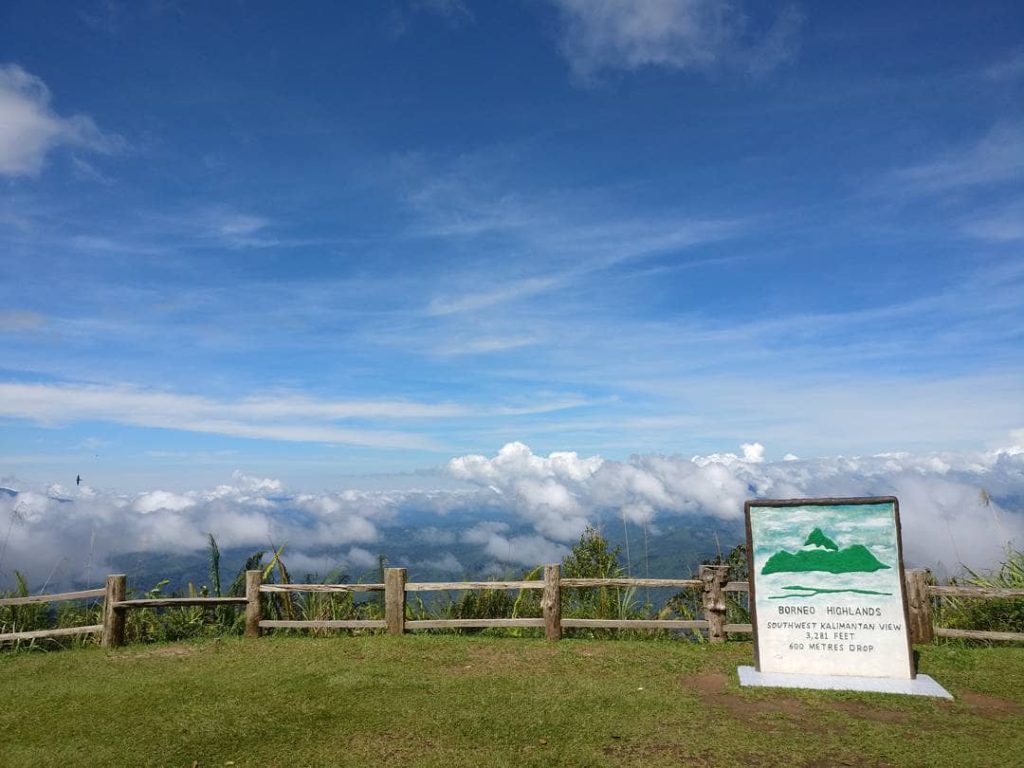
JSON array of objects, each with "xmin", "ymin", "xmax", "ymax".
[{"xmin": 2, "ymin": 440, "xmax": 1021, "ymax": 590}]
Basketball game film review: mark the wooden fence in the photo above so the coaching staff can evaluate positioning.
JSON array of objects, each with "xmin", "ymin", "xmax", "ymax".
[{"xmin": 2, "ymin": 568, "xmax": 1022, "ymax": 648}]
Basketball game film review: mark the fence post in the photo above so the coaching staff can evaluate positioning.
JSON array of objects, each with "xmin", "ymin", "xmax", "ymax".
[
  {"xmin": 700, "ymin": 565, "xmax": 729, "ymax": 643},
  {"xmin": 245, "ymin": 570, "xmax": 263, "ymax": 638},
  {"xmin": 905, "ymin": 568, "xmax": 934, "ymax": 645},
  {"xmin": 101, "ymin": 574, "xmax": 126, "ymax": 648},
  {"xmin": 542, "ymin": 563, "xmax": 561, "ymax": 641},
  {"xmin": 385, "ymin": 567, "xmax": 407, "ymax": 636}
]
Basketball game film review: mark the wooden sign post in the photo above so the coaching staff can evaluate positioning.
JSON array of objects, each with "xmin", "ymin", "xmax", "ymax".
[{"xmin": 739, "ymin": 497, "xmax": 950, "ymax": 698}]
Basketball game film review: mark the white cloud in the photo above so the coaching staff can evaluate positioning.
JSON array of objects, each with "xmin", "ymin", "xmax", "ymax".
[
  {"xmin": 450, "ymin": 441, "xmax": 1024, "ymax": 572},
  {"xmin": 549, "ymin": 0, "xmax": 801, "ymax": 80},
  {"xmin": 450, "ymin": 441, "xmax": 603, "ymax": 540},
  {"xmin": 0, "ymin": 472, "xmax": 393, "ymax": 587},
  {"xmin": 133, "ymin": 490, "xmax": 195, "ymax": 514},
  {"xmin": 2, "ymin": 442, "xmax": 1022, "ymax": 590},
  {"xmin": 691, "ymin": 441, "xmax": 765, "ymax": 466},
  {"xmin": 343, "ymin": 546, "xmax": 380, "ymax": 571},
  {"xmin": 462, "ymin": 522, "xmax": 569, "ymax": 567},
  {"xmin": 416, "ymin": 552, "xmax": 464, "ymax": 573},
  {"xmin": 0, "ymin": 64, "xmax": 122, "ymax": 177}
]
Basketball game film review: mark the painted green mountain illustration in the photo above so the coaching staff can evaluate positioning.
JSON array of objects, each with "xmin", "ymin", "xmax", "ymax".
[
  {"xmin": 761, "ymin": 529, "xmax": 890, "ymax": 575},
  {"xmin": 804, "ymin": 528, "xmax": 838, "ymax": 551}
]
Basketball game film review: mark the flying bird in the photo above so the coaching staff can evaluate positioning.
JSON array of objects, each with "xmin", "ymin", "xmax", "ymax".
[{"xmin": 76, "ymin": 474, "xmax": 82, "ymax": 487}]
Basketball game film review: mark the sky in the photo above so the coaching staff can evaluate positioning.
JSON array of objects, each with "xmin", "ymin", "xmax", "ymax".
[{"xmin": 0, "ymin": 2, "xmax": 1023, "ymax": 582}]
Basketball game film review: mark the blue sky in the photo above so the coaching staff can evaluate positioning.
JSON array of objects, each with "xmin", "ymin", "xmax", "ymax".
[{"xmin": 1, "ymin": 0, "xmax": 1022, "ymax": 492}]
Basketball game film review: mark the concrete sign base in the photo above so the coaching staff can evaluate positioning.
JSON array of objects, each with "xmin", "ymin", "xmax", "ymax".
[{"xmin": 737, "ymin": 665, "xmax": 952, "ymax": 699}]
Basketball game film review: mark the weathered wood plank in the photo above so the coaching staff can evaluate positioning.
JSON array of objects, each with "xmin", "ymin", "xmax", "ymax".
[
  {"xmin": 933, "ymin": 627, "xmax": 1024, "ymax": 642},
  {"xmin": 113, "ymin": 597, "xmax": 247, "ymax": 608},
  {"xmin": 542, "ymin": 564, "xmax": 561, "ymax": 641},
  {"xmin": 700, "ymin": 565, "xmax": 729, "ymax": 643},
  {"xmin": 928, "ymin": 586, "xmax": 1024, "ymax": 599},
  {"xmin": 259, "ymin": 620, "xmax": 387, "ymax": 630},
  {"xmin": 404, "ymin": 581, "xmax": 544, "ymax": 592},
  {"xmin": 559, "ymin": 578, "xmax": 702, "ymax": 589},
  {"xmin": 0, "ymin": 588, "xmax": 105, "ymax": 607},
  {"xmin": 905, "ymin": 569, "xmax": 934, "ymax": 644},
  {"xmin": 385, "ymin": 568, "xmax": 406, "ymax": 636},
  {"xmin": 245, "ymin": 570, "xmax": 262, "ymax": 638},
  {"xmin": 406, "ymin": 618, "xmax": 546, "ymax": 629},
  {"xmin": 260, "ymin": 583, "xmax": 385, "ymax": 593},
  {"xmin": 723, "ymin": 581, "xmax": 750, "ymax": 593},
  {"xmin": 724, "ymin": 623, "xmax": 753, "ymax": 633},
  {"xmin": 101, "ymin": 574, "xmax": 126, "ymax": 648},
  {"xmin": 0, "ymin": 624, "xmax": 103, "ymax": 643},
  {"xmin": 561, "ymin": 619, "xmax": 709, "ymax": 630}
]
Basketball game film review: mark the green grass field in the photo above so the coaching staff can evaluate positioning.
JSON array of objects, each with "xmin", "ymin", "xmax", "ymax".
[{"xmin": 1, "ymin": 636, "xmax": 1021, "ymax": 767}]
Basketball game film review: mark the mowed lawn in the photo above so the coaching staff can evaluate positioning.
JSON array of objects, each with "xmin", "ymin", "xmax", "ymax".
[{"xmin": 1, "ymin": 636, "xmax": 1021, "ymax": 768}]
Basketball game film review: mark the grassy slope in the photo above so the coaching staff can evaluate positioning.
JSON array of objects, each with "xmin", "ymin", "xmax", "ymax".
[{"xmin": 1, "ymin": 637, "xmax": 1021, "ymax": 768}]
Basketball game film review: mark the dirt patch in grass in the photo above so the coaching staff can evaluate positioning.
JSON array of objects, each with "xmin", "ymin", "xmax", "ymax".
[
  {"xmin": 830, "ymin": 700, "xmax": 911, "ymax": 726},
  {"xmin": 567, "ymin": 643, "xmax": 611, "ymax": 658},
  {"xmin": 686, "ymin": 672, "xmax": 812, "ymax": 723},
  {"xmin": 957, "ymin": 692, "xmax": 1023, "ymax": 720},
  {"xmin": 111, "ymin": 644, "xmax": 200, "ymax": 661}
]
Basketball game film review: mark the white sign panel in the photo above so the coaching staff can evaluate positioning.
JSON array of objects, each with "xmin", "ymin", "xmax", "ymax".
[{"xmin": 746, "ymin": 497, "xmax": 914, "ymax": 680}]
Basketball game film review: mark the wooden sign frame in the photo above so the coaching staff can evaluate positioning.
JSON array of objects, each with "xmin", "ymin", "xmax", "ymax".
[{"xmin": 744, "ymin": 496, "xmax": 915, "ymax": 679}]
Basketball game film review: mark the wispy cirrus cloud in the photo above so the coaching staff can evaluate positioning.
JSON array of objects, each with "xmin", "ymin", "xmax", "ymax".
[
  {"xmin": 0, "ymin": 310, "xmax": 48, "ymax": 332},
  {"xmin": 548, "ymin": 0, "xmax": 802, "ymax": 81},
  {"xmin": 0, "ymin": 64, "xmax": 124, "ymax": 177},
  {"xmin": 0, "ymin": 381, "xmax": 595, "ymax": 449},
  {"xmin": 404, "ymin": 154, "xmax": 745, "ymax": 316},
  {"xmin": 960, "ymin": 198, "xmax": 1024, "ymax": 242},
  {"xmin": 887, "ymin": 121, "xmax": 1024, "ymax": 194},
  {"xmin": 435, "ymin": 335, "xmax": 540, "ymax": 355},
  {"xmin": 427, "ymin": 277, "xmax": 559, "ymax": 316},
  {"xmin": 986, "ymin": 49, "xmax": 1024, "ymax": 82}
]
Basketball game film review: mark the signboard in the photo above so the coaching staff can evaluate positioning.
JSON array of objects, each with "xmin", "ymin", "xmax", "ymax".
[{"xmin": 745, "ymin": 497, "xmax": 914, "ymax": 680}]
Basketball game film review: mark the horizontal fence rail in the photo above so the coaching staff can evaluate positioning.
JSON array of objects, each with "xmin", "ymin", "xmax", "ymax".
[
  {"xmin": 260, "ymin": 583, "xmax": 384, "ymax": 593},
  {"xmin": 905, "ymin": 569, "xmax": 1024, "ymax": 644},
  {"xmin": 5, "ymin": 568, "xmax": 1022, "ymax": 650},
  {"xmin": 406, "ymin": 618, "xmax": 547, "ymax": 629},
  {"xmin": 405, "ymin": 580, "xmax": 545, "ymax": 592},
  {"xmin": 561, "ymin": 619, "xmax": 707, "ymax": 630},
  {"xmin": 932, "ymin": 627, "xmax": 1024, "ymax": 642},
  {"xmin": 113, "ymin": 597, "xmax": 247, "ymax": 608},
  {"xmin": 927, "ymin": 586, "xmax": 1024, "ymax": 599},
  {"xmin": 0, "ymin": 588, "xmax": 105, "ymax": 607},
  {"xmin": 0, "ymin": 624, "xmax": 104, "ymax": 643},
  {"xmin": 559, "ymin": 578, "xmax": 701, "ymax": 589},
  {"xmin": 260, "ymin": 619, "xmax": 387, "ymax": 630},
  {"xmin": 0, "ymin": 586, "xmax": 106, "ymax": 645}
]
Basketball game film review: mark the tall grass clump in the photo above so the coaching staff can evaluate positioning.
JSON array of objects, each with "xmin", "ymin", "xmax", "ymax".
[{"xmin": 938, "ymin": 546, "xmax": 1024, "ymax": 641}]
